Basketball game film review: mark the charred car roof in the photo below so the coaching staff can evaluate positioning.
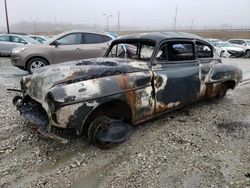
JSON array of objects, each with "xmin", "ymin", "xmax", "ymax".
[{"xmin": 115, "ymin": 32, "xmax": 204, "ymax": 44}]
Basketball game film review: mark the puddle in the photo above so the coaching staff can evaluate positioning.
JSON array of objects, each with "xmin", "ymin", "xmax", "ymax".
[{"xmin": 216, "ymin": 121, "xmax": 249, "ymax": 133}]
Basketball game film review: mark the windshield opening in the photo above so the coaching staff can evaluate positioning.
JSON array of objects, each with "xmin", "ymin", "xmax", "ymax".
[
  {"xmin": 220, "ymin": 42, "xmax": 233, "ymax": 47},
  {"xmin": 106, "ymin": 41, "xmax": 156, "ymax": 62}
]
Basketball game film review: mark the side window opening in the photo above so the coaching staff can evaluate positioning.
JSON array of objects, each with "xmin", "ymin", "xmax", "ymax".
[
  {"xmin": 57, "ymin": 33, "xmax": 82, "ymax": 45},
  {"xmin": 196, "ymin": 41, "xmax": 213, "ymax": 58},
  {"xmin": 167, "ymin": 41, "xmax": 195, "ymax": 61},
  {"xmin": 84, "ymin": 33, "xmax": 111, "ymax": 44},
  {"xmin": 11, "ymin": 36, "xmax": 25, "ymax": 44},
  {"xmin": 156, "ymin": 44, "xmax": 167, "ymax": 61},
  {"xmin": 0, "ymin": 35, "xmax": 10, "ymax": 42},
  {"xmin": 106, "ymin": 42, "xmax": 155, "ymax": 62}
]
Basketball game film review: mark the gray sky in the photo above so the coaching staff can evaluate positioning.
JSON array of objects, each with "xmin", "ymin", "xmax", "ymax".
[{"xmin": 1, "ymin": 0, "xmax": 250, "ymax": 30}]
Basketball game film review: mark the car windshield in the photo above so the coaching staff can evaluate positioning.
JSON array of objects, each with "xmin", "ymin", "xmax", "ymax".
[
  {"xmin": 220, "ymin": 42, "xmax": 233, "ymax": 47},
  {"xmin": 22, "ymin": 36, "xmax": 40, "ymax": 44},
  {"xmin": 210, "ymin": 42, "xmax": 221, "ymax": 47},
  {"xmin": 106, "ymin": 41, "xmax": 156, "ymax": 62},
  {"xmin": 107, "ymin": 32, "xmax": 119, "ymax": 39},
  {"xmin": 246, "ymin": 41, "xmax": 250, "ymax": 45}
]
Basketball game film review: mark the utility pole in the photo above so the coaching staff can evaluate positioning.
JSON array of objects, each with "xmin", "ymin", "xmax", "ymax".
[
  {"xmin": 191, "ymin": 19, "xmax": 194, "ymax": 31},
  {"xmin": 118, "ymin": 11, "xmax": 120, "ymax": 32},
  {"xmin": 4, "ymin": 0, "xmax": 10, "ymax": 33},
  {"xmin": 103, "ymin": 14, "xmax": 112, "ymax": 31},
  {"xmin": 173, "ymin": 6, "xmax": 178, "ymax": 31},
  {"xmin": 34, "ymin": 20, "xmax": 37, "ymax": 34},
  {"xmin": 54, "ymin": 16, "xmax": 57, "ymax": 27}
]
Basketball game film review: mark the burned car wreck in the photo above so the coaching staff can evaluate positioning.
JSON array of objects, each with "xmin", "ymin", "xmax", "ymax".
[{"xmin": 12, "ymin": 32, "xmax": 243, "ymax": 149}]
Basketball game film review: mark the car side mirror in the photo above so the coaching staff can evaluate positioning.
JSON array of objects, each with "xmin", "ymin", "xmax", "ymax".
[
  {"xmin": 22, "ymin": 41, "xmax": 27, "ymax": 44},
  {"xmin": 52, "ymin": 40, "xmax": 61, "ymax": 47}
]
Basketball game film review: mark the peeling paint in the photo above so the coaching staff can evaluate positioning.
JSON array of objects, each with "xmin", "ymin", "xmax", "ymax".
[{"xmin": 13, "ymin": 34, "xmax": 243, "ymax": 142}]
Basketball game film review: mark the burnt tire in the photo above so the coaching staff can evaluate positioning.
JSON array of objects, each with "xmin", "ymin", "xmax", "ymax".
[
  {"xmin": 88, "ymin": 116, "xmax": 117, "ymax": 150},
  {"xmin": 215, "ymin": 83, "xmax": 228, "ymax": 99},
  {"xmin": 27, "ymin": 57, "xmax": 48, "ymax": 74}
]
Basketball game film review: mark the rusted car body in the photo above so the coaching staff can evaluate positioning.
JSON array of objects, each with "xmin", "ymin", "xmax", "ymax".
[{"xmin": 13, "ymin": 32, "xmax": 242, "ymax": 149}]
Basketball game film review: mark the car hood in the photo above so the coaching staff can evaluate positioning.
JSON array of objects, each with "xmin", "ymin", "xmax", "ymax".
[
  {"xmin": 224, "ymin": 47, "xmax": 244, "ymax": 52},
  {"xmin": 21, "ymin": 58, "xmax": 150, "ymax": 102}
]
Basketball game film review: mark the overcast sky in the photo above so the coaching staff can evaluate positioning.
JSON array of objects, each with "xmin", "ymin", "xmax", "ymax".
[{"xmin": 1, "ymin": 0, "xmax": 250, "ymax": 30}]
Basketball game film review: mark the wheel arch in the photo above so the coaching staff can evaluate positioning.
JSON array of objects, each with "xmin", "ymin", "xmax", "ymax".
[
  {"xmin": 79, "ymin": 99, "xmax": 133, "ymax": 136},
  {"xmin": 25, "ymin": 56, "xmax": 50, "ymax": 69},
  {"xmin": 223, "ymin": 80, "xmax": 236, "ymax": 89}
]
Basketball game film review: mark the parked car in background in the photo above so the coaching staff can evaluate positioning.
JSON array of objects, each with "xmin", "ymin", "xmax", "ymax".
[
  {"xmin": 12, "ymin": 32, "xmax": 242, "ymax": 149},
  {"xmin": 11, "ymin": 30, "xmax": 113, "ymax": 73},
  {"xmin": 206, "ymin": 38, "xmax": 221, "ymax": 43},
  {"xmin": 228, "ymin": 39, "xmax": 250, "ymax": 57},
  {"xmin": 210, "ymin": 41, "xmax": 224, "ymax": 57},
  {"xmin": 0, "ymin": 34, "xmax": 39, "ymax": 56},
  {"xmin": 29, "ymin": 35, "xmax": 50, "ymax": 44},
  {"xmin": 211, "ymin": 41, "xmax": 244, "ymax": 58}
]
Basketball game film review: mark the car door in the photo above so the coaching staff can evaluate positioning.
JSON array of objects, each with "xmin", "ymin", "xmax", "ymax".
[
  {"xmin": 51, "ymin": 33, "xmax": 84, "ymax": 64},
  {"xmin": 152, "ymin": 40, "xmax": 201, "ymax": 113},
  {"xmin": 0, "ymin": 35, "xmax": 14, "ymax": 55},
  {"xmin": 82, "ymin": 33, "xmax": 111, "ymax": 58}
]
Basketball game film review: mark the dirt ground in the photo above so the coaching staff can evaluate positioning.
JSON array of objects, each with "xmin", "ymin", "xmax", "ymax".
[{"xmin": 0, "ymin": 57, "xmax": 250, "ymax": 188}]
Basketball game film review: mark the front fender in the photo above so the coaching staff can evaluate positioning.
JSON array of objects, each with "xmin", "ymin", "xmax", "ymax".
[{"xmin": 49, "ymin": 71, "xmax": 153, "ymax": 133}]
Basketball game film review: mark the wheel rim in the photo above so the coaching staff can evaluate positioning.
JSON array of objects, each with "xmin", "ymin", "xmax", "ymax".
[
  {"xmin": 221, "ymin": 51, "xmax": 225, "ymax": 57},
  {"xmin": 30, "ymin": 60, "xmax": 46, "ymax": 72},
  {"xmin": 95, "ymin": 121, "xmax": 109, "ymax": 144}
]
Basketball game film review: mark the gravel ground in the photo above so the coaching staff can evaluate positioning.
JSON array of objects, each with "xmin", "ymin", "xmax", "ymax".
[{"xmin": 0, "ymin": 57, "xmax": 250, "ymax": 188}]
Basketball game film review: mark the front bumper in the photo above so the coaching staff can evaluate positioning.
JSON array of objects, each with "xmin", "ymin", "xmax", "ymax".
[
  {"xmin": 13, "ymin": 94, "xmax": 68, "ymax": 143},
  {"xmin": 15, "ymin": 96, "xmax": 49, "ymax": 129},
  {"xmin": 11, "ymin": 53, "xmax": 26, "ymax": 70},
  {"xmin": 227, "ymin": 50, "xmax": 244, "ymax": 57}
]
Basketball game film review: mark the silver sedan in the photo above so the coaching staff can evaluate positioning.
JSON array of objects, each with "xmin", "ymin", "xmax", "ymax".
[{"xmin": 0, "ymin": 34, "xmax": 39, "ymax": 56}]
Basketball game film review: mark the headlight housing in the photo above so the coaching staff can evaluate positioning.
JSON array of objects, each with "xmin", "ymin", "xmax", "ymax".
[{"xmin": 12, "ymin": 47, "xmax": 28, "ymax": 54}]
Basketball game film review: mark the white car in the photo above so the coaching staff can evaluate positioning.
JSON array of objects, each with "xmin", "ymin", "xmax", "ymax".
[
  {"xmin": 0, "ymin": 34, "xmax": 39, "ymax": 56},
  {"xmin": 210, "ymin": 41, "xmax": 224, "ymax": 57},
  {"xmin": 228, "ymin": 39, "xmax": 250, "ymax": 57},
  {"xmin": 211, "ymin": 42, "xmax": 244, "ymax": 58}
]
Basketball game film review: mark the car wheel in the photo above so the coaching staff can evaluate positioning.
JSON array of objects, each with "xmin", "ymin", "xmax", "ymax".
[
  {"xmin": 220, "ymin": 51, "xmax": 225, "ymax": 58},
  {"xmin": 27, "ymin": 57, "xmax": 48, "ymax": 74},
  {"xmin": 88, "ymin": 116, "xmax": 118, "ymax": 150},
  {"xmin": 215, "ymin": 83, "xmax": 227, "ymax": 99},
  {"xmin": 245, "ymin": 50, "xmax": 250, "ymax": 58},
  {"xmin": 88, "ymin": 115, "xmax": 133, "ymax": 150}
]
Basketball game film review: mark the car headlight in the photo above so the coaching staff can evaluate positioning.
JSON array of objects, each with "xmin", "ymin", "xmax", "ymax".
[{"xmin": 12, "ymin": 47, "xmax": 27, "ymax": 54}]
